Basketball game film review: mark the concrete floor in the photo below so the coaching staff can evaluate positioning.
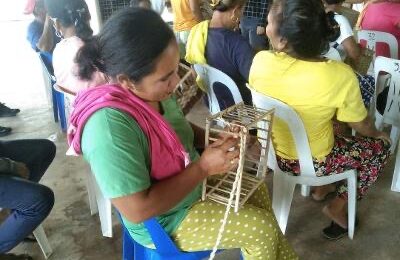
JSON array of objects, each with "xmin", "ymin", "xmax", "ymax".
[{"xmin": 2, "ymin": 16, "xmax": 400, "ymax": 260}]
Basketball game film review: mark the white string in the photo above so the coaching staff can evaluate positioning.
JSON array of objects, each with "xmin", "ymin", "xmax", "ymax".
[{"xmin": 208, "ymin": 134, "xmax": 245, "ymax": 260}]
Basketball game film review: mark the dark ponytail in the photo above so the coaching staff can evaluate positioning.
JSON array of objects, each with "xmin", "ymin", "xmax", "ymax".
[
  {"xmin": 274, "ymin": 0, "xmax": 340, "ymax": 58},
  {"xmin": 211, "ymin": 0, "xmax": 246, "ymax": 12},
  {"xmin": 325, "ymin": 11, "xmax": 340, "ymax": 43},
  {"xmin": 45, "ymin": 0, "xmax": 93, "ymax": 40},
  {"xmin": 75, "ymin": 37, "xmax": 104, "ymax": 81},
  {"xmin": 76, "ymin": 8, "xmax": 175, "ymax": 82}
]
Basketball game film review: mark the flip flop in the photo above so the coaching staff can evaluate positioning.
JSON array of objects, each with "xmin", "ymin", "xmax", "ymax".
[{"xmin": 322, "ymin": 218, "xmax": 359, "ymax": 240}]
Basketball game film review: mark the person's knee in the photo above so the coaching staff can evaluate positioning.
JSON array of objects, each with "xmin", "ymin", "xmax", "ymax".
[
  {"xmin": 33, "ymin": 185, "xmax": 55, "ymax": 215},
  {"xmin": 40, "ymin": 139, "xmax": 56, "ymax": 162}
]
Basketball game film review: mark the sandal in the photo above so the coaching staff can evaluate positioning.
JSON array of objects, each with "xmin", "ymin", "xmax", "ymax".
[
  {"xmin": 23, "ymin": 233, "xmax": 37, "ymax": 243},
  {"xmin": 322, "ymin": 218, "xmax": 359, "ymax": 240},
  {"xmin": 0, "ymin": 253, "xmax": 33, "ymax": 260}
]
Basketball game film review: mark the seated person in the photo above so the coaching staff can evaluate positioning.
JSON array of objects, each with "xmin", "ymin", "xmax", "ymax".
[
  {"xmin": 171, "ymin": 0, "xmax": 203, "ymax": 57},
  {"xmin": 26, "ymin": 0, "xmax": 59, "ymax": 74},
  {"xmin": 324, "ymin": 0, "xmax": 374, "ymax": 107},
  {"xmin": 0, "ymin": 139, "xmax": 55, "ymax": 259},
  {"xmin": 130, "ymin": 0, "xmax": 152, "ymax": 8},
  {"xmin": 185, "ymin": 0, "xmax": 255, "ymax": 110},
  {"xmin": 240, "ymin": 0, "xmax": 270, "ymax": 52},
  {"xmin": 45, "ymin": 0, "xmax": 108, "ymax": 95},
  {"xmin": 249, "ymin": 0, "xmax": 391, "ymax": 240},
  {"xmin": 358, "ymin": 0, "xmax": 400, "ymax": 59},
  {"xmin": 69, "ymin": 8, "xmax": 297, "ymax": 259}
]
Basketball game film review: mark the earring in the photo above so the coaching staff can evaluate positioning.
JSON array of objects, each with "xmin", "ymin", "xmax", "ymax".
[{"xmin": 55, "ymin": 29, "xmax": 62, "ymax": 38}]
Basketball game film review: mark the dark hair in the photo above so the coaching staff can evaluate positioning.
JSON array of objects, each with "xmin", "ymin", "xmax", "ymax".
[
  {"xmin": 33, "ymin": 0, "xmax": 45, "ymax": 16},
  {"xmin": 324, "ymin": 0, "xmax": 345, "ymax": 5},
  {"xmin": 273, "ymin": 0, "xmax": 340, "ymax": 58},
  {"xmin": 130, "ymin": 0, "xmax": 151, "ymax": 7},
  {"xmin": 211, "ymin": 0, "xmax": 247, "ymax": 12},
  {"xmin": 76, "ymin": 8, "xmax": 175, "ymax": 82},
  {"xmin": 45, "ymin": 0, "xmax": 93, "ymax": 40}
]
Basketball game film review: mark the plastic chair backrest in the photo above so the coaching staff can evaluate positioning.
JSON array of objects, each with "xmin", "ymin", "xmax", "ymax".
[
  {"xmin": 120, "ymin": 214, "xmax": 220, "ymax": 260},
  {"xmin": 374, "ymin": 56, "xmax": 400, "ymax": 126},
  {"xmin": 193, "ymin": 64, "xmax": 243, "ymax": 114},
  {"xmin": 249, "ymin": 87, "xmax": 317, "ymax": 177},
  {"xmin": 357, "ymin": 30, "xmax": 399, "ymax": 59},
  {"xmin": 324, "ymin": 47, "xmax": 342, "ymax": 61}
]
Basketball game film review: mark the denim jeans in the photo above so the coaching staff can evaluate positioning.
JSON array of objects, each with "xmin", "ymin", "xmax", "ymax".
[
  {"xmin": 240, "ymin": 17, "xmax": 268, "ymax": 51},
  {"xmin": 0, "ymin": 139, "xmax": 56, "ymax": 253}
]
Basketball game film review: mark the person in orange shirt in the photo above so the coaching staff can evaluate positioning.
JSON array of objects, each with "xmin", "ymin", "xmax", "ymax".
[{"xmin": 170, "ymin": 0, "xmax": 203, "ymax": 57}]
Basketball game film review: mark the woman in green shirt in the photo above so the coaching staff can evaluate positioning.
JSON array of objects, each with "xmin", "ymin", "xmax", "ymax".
[{"xmin": 70, "ymin": 8, "xmax": 296, "ymax": 260}]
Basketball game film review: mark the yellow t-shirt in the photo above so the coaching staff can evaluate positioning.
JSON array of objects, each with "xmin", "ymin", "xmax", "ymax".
[
  {"xmin": 171, "ymin": 0, "xmax": 200, "ymax": 32},
  {"xmin": 249, "ymin": 51, "xmax": 367, "ymax": 160}
]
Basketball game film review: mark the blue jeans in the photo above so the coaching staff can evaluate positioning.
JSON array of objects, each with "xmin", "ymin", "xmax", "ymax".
[
  {"xmin": 240, "ymin": 17, "xmax": 268, "ymax": 51},
  {"xmin": 0, "ymin": 139, "xmax": 56, "ymax": 253}
]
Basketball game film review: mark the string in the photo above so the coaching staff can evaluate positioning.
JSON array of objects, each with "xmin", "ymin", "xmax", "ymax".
[{"xmin": 208, "ymin": 131, "xmax": 246, "ymax": 260}]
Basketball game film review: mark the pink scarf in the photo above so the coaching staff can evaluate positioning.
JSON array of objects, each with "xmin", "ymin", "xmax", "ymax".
[{"xmin": 67, "ymin": 84, "xmax": 190, "ymax": 180}]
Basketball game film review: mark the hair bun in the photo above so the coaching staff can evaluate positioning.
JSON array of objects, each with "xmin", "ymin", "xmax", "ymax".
[
  {"xmin": 210, "ymin": 0, "xmax": 234, "ymax": 11},
  {"xmin": 324, "ymin": 11, "xmax": 340, "ymax": 42}
]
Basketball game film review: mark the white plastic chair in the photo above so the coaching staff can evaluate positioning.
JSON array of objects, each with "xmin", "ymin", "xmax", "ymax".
[
  {"xmin": 324, "ymin": 47, "xmax": 342, "ymax": 61},
  {"xmin": 33, "ymin": 225, "xmax": 53, "ymax": 258},
  {"xmin": 57, "ymin": 84, "xmax": 114, "ymax": 237},
  {"xmin": 193, "ymin": 64, "xmax": 243, "ymax": 114},
  {"xmin": 392, "ymin": 139, "xmax": 400, "ymax": 192},
  {"xmin": 249, "ymin": 87, "xmax": 357, "ymax": 239},
  {"xmin": 86, "ymin": 170, "xmax": 113, "ymax": 237},
  {"xmin": 373, "ymin": 57, "xmax": 400, "ymax": 153},
  {"xmin": 357, "ymin": 30, "xmax": 399, "ymax": 59},
  {"xmin": 372, "ymin": 56, "xmax": 400, "ymax": 191}
]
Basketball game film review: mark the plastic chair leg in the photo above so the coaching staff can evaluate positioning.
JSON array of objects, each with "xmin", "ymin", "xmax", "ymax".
[
  {"xmin": 94, "ymin": 180, "xmax": 113, "ymax": 237},
  {"xmin": 346, "ymin": 172, "xmax": 357, "ymax": 239},
  {"xmin": 389, "ymin": 126, "xmax": 399, "ymax": 154},
  {"xmin": 56, "ymin": 92, "xmax": 67, "ymax": 132},
  {"xmin": 86, "ymin": 171, "xmax": 98, "ymax": 215},
  {"xmin": 273, "ymin": 176, "xmax": 296, "ymax": 234},
  {"xmin": 300, "ymin": 185, "xmax": 310, "ymax": 197},
  {"xmin": 272, "ymin": 172, "xmax": 284, "ymax": 223},
  {"xmin": 51, "ymin": 87, "xmax": 58, "ymax": 123},
  {"xmin": 33, "ymin": 225, "xmax": 53, "ymax": 259},
  {"xmin": 391, "ymin": 144, "xmax": 400, "ymax": 192}
]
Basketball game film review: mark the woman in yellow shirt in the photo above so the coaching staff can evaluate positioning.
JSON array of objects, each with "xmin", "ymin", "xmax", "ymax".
[{"xmin": 249, "ymin": 0, "xmax": 391, "ymax": 240}]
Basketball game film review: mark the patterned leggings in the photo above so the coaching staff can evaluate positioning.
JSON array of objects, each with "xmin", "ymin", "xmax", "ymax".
[
  {"xmin": 356, "ymin": 73, "xmax": 375, "ymax": 107},
  {"xmin": 277, "ymin": 135, "xmax": 391, "ymax": 200},
  {"xmin": 172, "ymin": 184, "xmax": 298, "ymax": 260}
]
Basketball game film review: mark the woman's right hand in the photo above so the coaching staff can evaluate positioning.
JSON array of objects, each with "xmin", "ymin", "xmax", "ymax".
[{"xmin": 197, "ymin": 136, "xmax": 240, "ymax": 176}]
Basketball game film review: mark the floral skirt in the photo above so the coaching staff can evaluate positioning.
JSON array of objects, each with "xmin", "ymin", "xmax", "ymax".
[{"xmin": 277, "ymin": 135, "xmax": 390, "ymax": 200}]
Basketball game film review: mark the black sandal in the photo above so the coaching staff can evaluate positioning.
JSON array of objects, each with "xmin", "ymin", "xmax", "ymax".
[
  {"xmin": 23, "ymin": 233, "xmax": 37, "ymax": 243},
  {"xmin": 0, "ymin": 253, "xmax": 33, "ymax": 260},
  {"xmin": 322, "ymin": 218, "xmax": 359, "ymax": 240}
]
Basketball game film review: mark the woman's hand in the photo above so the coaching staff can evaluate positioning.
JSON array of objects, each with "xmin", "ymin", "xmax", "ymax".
[{"xmin": 197, "ymin": 136, "xmax": 240, "ymax": 176}]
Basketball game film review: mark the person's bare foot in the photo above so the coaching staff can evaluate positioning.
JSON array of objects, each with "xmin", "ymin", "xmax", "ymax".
[
  {"xmin": 311, "ymin": 184, "xmax": 336, "ymax": 201},
  {"xmin": 322, "ymin": 198, "xmax": 348, "ymax": 228}
]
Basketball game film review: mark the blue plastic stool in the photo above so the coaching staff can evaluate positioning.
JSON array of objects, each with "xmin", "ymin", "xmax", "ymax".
[{"xmin": 121, "ymin": 216, "xmax": 228, "ymax": 260}]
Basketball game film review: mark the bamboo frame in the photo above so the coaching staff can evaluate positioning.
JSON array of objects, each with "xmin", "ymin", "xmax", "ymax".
[{"xmin": 202, "ymin": 102, "xmax": 274, "ymax": 212}]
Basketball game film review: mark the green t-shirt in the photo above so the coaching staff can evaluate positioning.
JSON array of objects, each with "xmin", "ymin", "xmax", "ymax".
[{"xmin": 81, "ymin": 96, "xmax": 201, "ymax": 246}]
